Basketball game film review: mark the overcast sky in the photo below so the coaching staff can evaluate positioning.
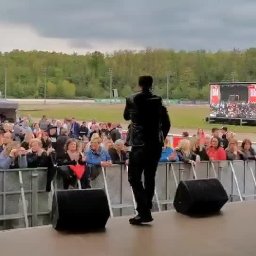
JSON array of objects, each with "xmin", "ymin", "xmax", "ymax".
[{"xmin": 1, "ymin": 0, "xmax": 256, "ymax": 54}]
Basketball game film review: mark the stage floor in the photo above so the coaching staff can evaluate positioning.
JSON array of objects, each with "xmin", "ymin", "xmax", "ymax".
[{"xmin": 0, "ymin": 201, "xmax": 255, "ymax": 256}]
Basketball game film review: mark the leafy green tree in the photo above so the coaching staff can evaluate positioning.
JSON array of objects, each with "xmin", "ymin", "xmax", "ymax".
[
  {"xmin": 60, "ymin": 80, "xmax": 76, "ymax": 98},
  {"xmin": 120, "ymin": 84, "xmax": 133, "ymax": 98},
  {"xmin": 199, "ymin": 85, "xmax": 210, "ymax": 100},
  {"xmin": 47, "ymin": 81, "xmax": 57, "ymax": 98},
  {"xmin": 187, "ymin": 87, "xmax": 200, "ymax": 100},
  {"xmin": 172, "ymin": 86, "xmax": 186, "ymax": 99},
  {"xmin": 1, "ymin": 48, "xmax": 256, "ymax": 100},
  {"xmin": 84, "ymin": 79, "xmax": 103, "ymax": 98}
]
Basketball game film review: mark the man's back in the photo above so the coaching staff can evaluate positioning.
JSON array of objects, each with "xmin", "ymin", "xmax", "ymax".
[{"xmin": 124, "ymin": 91, "xmax": 170, "ymax": 146}]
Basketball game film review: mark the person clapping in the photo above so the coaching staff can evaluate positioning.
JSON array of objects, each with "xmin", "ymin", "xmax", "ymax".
[{"xmin": 0, "ymin": 141, "xmax": 27, "ymax": 169}]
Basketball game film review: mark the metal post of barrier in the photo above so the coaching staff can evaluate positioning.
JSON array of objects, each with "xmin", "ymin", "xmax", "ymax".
[
  {"xmin": 31, "ymin": 170, "xmax": 39, "ymax": 226},
  {"xmin": 210, "ymin": 161, "xmax": 218, "ymax": 178},
  {"xmin": 50, "ymin": 182, "xmax": 54, "ymax": 196},
  {"xmin": 3, "ymin": 171, "xmax": 6, "ymax": 223},
  {"xmin": 229, "ymin": 162, "xmax": 243, "ymax": 201},
  {"xmin": 77, "ymin": 180, "xmax": 82, "ymax": 190},
  {"xmin": 120, "ymin": 164, "xmax": 123, "ymax": 216},
  {"xmin": 191, "ymin": 164, "xmax": 197, "ymax": 179},
  {"xmin": 18, "ymin": 171, "xmax": 29, "ymax": 228},
  {"xmin": 243, "ymin": 161, "xmax": 246, "ymax": 196},
  {"xmin": 206, "ymin": 161, "xmax": 209, "ymax": 178},
  {"xmin": 245, "ymin": 161, "xmax": 256, "ymax": 199},
  {"xmin": 101, "ymin": 167, "xmax": 114, "ymax": 218},
  {"xmin": 165, "ymin": 163, "xmax": 168, "ymax": 211},
  {"xmin": 248, "ymin": 161, "xmax": 256, "ymax": 187},
  {"xmin": 231, "ymin": 165, "xmax": 234, "ymax": 201},
  {"xmin": 126, "ymin": 166, "xmax": 137, "ymax": 214},
  {"xmin": 154, "ymin": 188, "xmax": 161, "ymax": 212},
  {"xmin": 170, "ymin": 163, "xmax": 178, "ymax": 188}
]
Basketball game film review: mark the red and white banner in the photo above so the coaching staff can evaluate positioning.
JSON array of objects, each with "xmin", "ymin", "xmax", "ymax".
[
  {"xmin": 248, "ymin": 84, "xmax": 256, "ymax": 103},
  {"xmin": 210, "ymin": 84, "xmax": 220, "ymax": 105}
]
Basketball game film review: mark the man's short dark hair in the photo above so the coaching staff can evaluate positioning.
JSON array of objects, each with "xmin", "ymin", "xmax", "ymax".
[
  {"xmin": 138, "ymin": 76, "xmax": 153, "ymax": 89},
  {"xmin": 212, "ymin": 127, "xmax": 219, "ymax": 133},
  {"xmin": 221, "ymin": 126, "xmax": 228, "ymax": 132}
]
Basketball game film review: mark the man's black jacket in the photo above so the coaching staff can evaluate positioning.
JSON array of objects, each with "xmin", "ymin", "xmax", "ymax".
[{"xmin": 123, "ymin": 90, "xmax": 171, "ymax": 147}]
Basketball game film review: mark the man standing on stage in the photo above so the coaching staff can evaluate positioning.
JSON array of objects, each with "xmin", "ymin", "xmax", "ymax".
[{"xmin": 124, "ymin": 75, "xmax": 171, "ymax": 225}]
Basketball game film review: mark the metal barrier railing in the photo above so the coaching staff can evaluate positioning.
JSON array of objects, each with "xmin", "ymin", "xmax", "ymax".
[
  {"xmin": 1, "ymin": 160, "xmax": 256, "ymax": 229},
  {"xmin": 153, "ymin": 160, "xmax": 256, "ymax": 210},
  {"xmin": 90, "ymin": 160, "xmax": 256, "ymax": 214},
  {"xmin": 92, "ymin": 165, "xmax": 136, "ymax": 218},
  {"xmin": 0, "ymin": 168, "xmax": 49, "ymax": 230}
]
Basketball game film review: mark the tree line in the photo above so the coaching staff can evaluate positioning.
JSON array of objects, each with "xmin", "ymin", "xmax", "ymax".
[{"xmin": 0, "ymin": 48, "xmax": 256, "ymax": 100}]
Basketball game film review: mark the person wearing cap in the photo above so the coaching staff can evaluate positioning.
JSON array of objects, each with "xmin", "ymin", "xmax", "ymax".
[{"xmin": 123, "ymin": 75, "xmax": 171, "ymax": 225}]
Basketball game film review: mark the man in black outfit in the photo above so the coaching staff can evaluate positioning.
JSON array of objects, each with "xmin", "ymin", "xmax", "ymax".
[{"xmin": 124, "ymin": 75, "xmax": 171, "ymax": 225}]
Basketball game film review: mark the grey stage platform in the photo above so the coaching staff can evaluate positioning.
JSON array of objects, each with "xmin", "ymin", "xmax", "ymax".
[{"xmin": 0, "ymin": 201, "xmax": 255, "ymax": 256}]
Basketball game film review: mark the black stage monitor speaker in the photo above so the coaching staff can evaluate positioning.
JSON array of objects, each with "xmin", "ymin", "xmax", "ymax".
[
  {"xmin": 173, "ymin": 179, "xmax": 228, "ymax": 216},
  {"xmin": 52, "ymin": 189, "xmax": 110, "ymax": 231}
]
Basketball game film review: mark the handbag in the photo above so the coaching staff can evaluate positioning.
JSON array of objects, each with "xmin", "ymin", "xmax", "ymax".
[
  {"xmin": 57, "ymin": 165, "xmax": 74, "ymax": 179},
  {"xmin": 69, "ymin": 164, "xmax": 86, "ymax": 180}
]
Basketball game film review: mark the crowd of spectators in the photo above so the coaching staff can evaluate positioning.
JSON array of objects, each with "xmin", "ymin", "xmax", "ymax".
[
  {"xmin": 1, "ymin": 114, "xmax": 256, "ymax": 191},
  {"xmin": 0, "ymin": 115, "xmax": 126, "ymax": 191},
  {"xmin": 160, "ymin": 126, "xmax": 256, "ymax": 166}
]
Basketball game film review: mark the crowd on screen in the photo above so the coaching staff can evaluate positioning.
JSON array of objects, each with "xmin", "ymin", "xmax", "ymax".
[
  {"xmin": 0, "ymin": 115, "xmax": 255, "ymax": 191},
  {"xmin": 210, "ymin": 102, "xmax": 256, "ymax": 118}
]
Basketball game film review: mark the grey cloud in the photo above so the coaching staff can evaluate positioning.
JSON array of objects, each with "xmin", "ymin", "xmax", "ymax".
[
  {"xmin": 1, "ymin": 0, "xmax": 256, "ymax": 51},
  {"xmin": 69, "ymin": 39, "xmax": 93, "ymax": 49}
]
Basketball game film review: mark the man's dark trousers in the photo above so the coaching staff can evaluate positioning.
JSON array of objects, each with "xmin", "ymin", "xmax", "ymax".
[{"xmin": 128, "ymin": 143, "xmax": 162, "ymax": 216}]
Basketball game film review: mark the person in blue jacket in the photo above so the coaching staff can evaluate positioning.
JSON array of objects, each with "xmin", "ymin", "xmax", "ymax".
[
  {"xmin": 85, "ymin": 136, "xmax": 112, "ymax": 179},
  {"xmin": 159, "ymin": 138, "xmax": 179, "ymax": 162}
]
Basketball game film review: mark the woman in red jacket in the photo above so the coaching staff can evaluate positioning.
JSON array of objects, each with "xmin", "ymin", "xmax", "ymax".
[{"xmin": 207, "ymin": 137, "xmax": 227, "ymax": 161}]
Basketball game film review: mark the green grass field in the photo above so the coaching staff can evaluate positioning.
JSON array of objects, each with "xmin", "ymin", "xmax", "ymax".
[{"xmin": 18, "ymin": 103, "xmax": 256, "ymax": 134}]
